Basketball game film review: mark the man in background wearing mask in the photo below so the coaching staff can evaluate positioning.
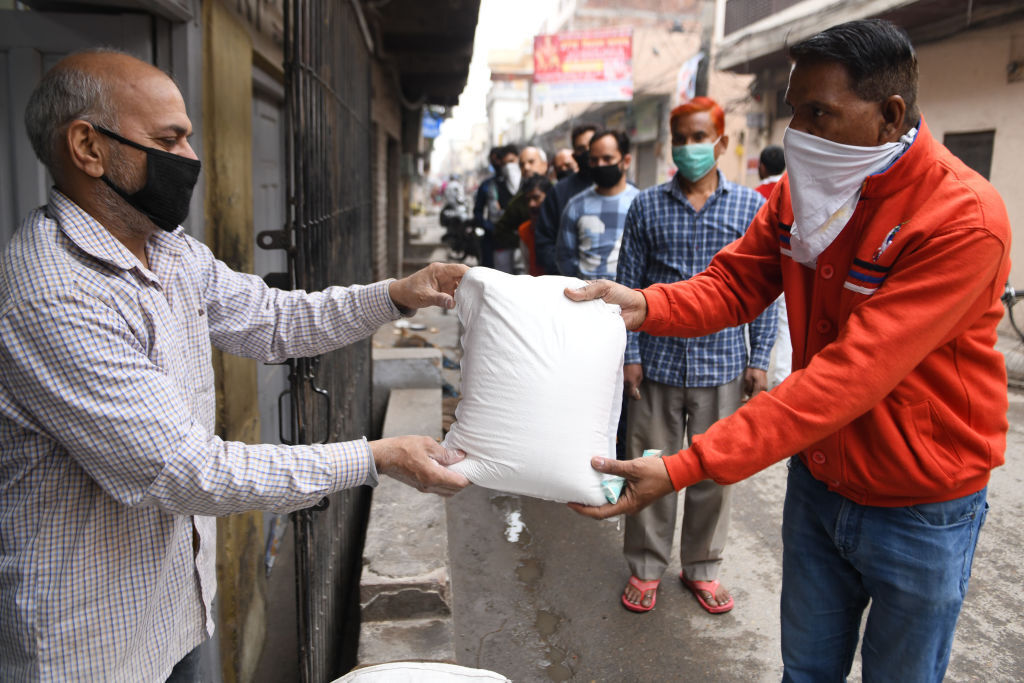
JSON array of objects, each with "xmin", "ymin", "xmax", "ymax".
[
  {"xmin": 611, "ymin": 99, "xmax": 775, "ymax": 615},
  {"xmin": 556, "ymin": 130, "xmax": 638, "ymax": 280},
  {"xmin": 533, "ymin": 123, "xmax": 597, "ymax": 274},
  {"xmin": 1, "ymin": 50, "xmax": 471, "ymax": 680},
  {"xmin": 566, "ymin": 20, "xmax": 1010, "ymax": 680},
  {"xmin": 473, "ymin": 144, "xmax": 518, "ymax": 267},
  {"xmin": 552, "ymin": 147, "xmax": 577, "ymax": 181},
  {"xmin": 492, "ymin": 145, "xmax": 548, "ymax": 273}
]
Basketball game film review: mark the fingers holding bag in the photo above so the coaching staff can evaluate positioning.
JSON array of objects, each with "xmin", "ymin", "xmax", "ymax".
[{"xmin": 371, "ymin": 436, "xmax": 471, "ymax": 497}]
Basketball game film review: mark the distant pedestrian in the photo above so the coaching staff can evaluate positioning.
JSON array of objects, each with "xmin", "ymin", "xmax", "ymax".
[
  {"xmin": 552, "ymin": 147, "xmax": 578, "ymax": 180},
  {"xmin": 755, "ymin": 144, "xmax": 785, "ymax": 199},
  {"xmin": 517, "ymin": 174, "xmax": 554, "ymax": 277},
  {"xmin": 493, "ymin": 145, "xmax": 547, "ymax": 273},
  {"xmin": 473, "ymin": 145, "xmax": 518, "ymax": 268},
  {"xmin": 556, "ymin": 130, "xmax": 638, "ymax": 280},
  {"xmin": 533, "ymin": 123, "xmax": 598, "ymax": 274}
]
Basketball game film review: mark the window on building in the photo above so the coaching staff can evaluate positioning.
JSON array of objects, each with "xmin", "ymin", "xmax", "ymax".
[
  {"xmin": 724, "ymin": 0, "xmax": 804, "ymax": 36},
  {"xmin": 943, "ymin": 130, "xmax": 996, "ymax": 180}
]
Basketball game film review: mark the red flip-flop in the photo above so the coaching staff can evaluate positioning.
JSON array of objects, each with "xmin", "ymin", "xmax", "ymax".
[
  {"xmin": 621, "ymin": 576, "xmax": 660, "ymax": 613},
  {"xmin": 680, "ymin": 573, "xmax": 734, "ymax": 614}
]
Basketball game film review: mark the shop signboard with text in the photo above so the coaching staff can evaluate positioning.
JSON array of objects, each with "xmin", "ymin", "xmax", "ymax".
[{"xmin": 532, "ymin": 28, "xmax": 633, "ymax": 104}]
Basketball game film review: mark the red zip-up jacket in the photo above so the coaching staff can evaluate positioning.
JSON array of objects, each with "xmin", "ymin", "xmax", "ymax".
[{"xmin": 644, "ymin": 119, "xmax": 1011, "ymax": 506}]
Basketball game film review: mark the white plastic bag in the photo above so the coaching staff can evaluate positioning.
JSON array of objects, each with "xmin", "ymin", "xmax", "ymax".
[
  {"xmin": 334, "ymin": 662, "xmax": 509, "ymax": 682},
  {"xmin": 443, "ymin": 267, "xmax": 625, "ymax": 505}
]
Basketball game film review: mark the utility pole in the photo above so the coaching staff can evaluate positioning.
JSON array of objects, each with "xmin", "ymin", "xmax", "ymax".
[{"xmin": 694, "ymin": 0, "xmax": 717, "ymax": 97}]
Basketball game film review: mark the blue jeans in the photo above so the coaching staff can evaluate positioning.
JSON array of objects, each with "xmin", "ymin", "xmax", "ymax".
[{"xmin": 781, "ymin": 457, "xmax": 987, "ymax": 683}]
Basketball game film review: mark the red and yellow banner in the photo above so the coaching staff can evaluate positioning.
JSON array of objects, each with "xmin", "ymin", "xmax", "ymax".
[{"xmin": 533, "ymin": 28, "xmax": 633, "ymax": 103}]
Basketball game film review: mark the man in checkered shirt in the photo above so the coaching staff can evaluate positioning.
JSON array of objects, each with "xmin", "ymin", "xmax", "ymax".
[
  {"xmin": 615, "ymin": 97, "xmax": 776, "ymax": 615},
  {"xmin": 0, "ymin": 50, "xmax": 469, "ymax": 681}
]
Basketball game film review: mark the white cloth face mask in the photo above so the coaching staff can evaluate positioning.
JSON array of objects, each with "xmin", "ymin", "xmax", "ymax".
[
  {"xmin": 783, "ymin": 126, "xmax": 915, "ymax": 266},
  {"xmin": 503, "ymin": 161, "xmax": 522, "ymax": 195}
]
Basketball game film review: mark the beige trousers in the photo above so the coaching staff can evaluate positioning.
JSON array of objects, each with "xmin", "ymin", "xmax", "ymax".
[{"xmin": 623, "ymin": 376, "xmax": 742, "ymax": 582}]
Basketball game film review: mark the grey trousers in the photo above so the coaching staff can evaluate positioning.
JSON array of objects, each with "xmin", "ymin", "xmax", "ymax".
[{"xmin": 623, "ymin": 376, "xmax": 743, "ymax": 582}]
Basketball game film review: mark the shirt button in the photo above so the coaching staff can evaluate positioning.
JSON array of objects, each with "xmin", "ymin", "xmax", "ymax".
[
  {"xmin": 811, "ymin": 450, "xmax": 826, "ymax": 465},
  {"xmin": 816, "ymin": 319, "xmax": 832, "ymax": 334},
  {"xmin": 820, "ymin": 264, "xmax": 835, "ymax": 279},
  {"xmin": 198, "ymin": 309, "xmax": 205, "ymax": 317}
]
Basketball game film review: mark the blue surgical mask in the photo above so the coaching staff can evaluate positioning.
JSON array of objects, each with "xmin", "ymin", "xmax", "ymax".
[{"xmin": 672, "ymin": 138, "xmax": 720, "ymax": 182}]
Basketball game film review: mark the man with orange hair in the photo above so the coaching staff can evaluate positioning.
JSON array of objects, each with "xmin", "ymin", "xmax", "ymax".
[{"xmin": 614, "ymin": 97, "xmax": 776, "ymax": 614}]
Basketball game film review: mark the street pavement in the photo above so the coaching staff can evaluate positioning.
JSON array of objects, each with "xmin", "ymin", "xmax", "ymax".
[{"xmin": 407, "ymin": 213, "xmax": 1024, "ymax": 682}]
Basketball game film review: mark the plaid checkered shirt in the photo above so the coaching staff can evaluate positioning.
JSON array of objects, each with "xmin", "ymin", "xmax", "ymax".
[
  {"xmin": 617, "ymin": 172, "xmax": 777, "ymax": 386},
  {"xmin": 0, "ymin": 189, "xmax": 400, "ymax": 681}
]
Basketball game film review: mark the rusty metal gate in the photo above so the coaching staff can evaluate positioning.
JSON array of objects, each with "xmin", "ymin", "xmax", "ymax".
[{"xmin": 272, "ymin": 1, "xmax": 374, "ymax": 680}]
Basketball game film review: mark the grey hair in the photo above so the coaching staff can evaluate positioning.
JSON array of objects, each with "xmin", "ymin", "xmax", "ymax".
[
  {"xmin": 23, "ymin": 48, "xmax": 124, "ymax": 174},
  {"xmin": 523, "ymin": 146, "xmax": 547, "ymax": 163}
]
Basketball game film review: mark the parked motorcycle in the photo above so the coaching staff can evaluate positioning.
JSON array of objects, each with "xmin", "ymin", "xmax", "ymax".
[{"xmin": 439, "ymin": 185, "xmax": 483, "ymax": 263}]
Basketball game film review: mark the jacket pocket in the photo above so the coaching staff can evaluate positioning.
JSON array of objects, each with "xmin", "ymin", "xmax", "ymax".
[{"xmin": 900, "ymin": 400, "xmax": 965, "ymax": 483}]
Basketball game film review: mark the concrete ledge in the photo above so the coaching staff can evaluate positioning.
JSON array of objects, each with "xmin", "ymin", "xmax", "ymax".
[
  {"xmin": 380, "ymin": 387, "xmax": 443, "ymax": 441},
  {"xmin": 358, "ymin": 618, "xmax": 455, "ymax": 665},
  {"xmin": 359, "ymin": 386, "xmax": 454, "ymax": 667},
  {"xmin": 402, "ymin": 245, "xmax": 450, "ymax": 274},
  {"xmin": 371, "ymin": 348, "xmax": 442, "ymax": 436}
]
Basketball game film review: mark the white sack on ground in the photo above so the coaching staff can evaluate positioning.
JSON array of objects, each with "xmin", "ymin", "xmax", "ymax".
[{"xmin": 443, "ymin": 267, "xmax": 625, "ymax": 506}]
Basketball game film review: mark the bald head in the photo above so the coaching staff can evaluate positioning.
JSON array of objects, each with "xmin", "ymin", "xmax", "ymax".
[{"xmin": 25, "ymin": 50, "xmax": 184, "ymax": 179}]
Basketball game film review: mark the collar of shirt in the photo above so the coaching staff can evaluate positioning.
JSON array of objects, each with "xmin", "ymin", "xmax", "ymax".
[
  {"xmin": 663, "ymin": 168, "xmax": 731, "ymax": 211},
  {"xmin": 47, "ymin": 187, "xmax": 185, "ymax": 288}
]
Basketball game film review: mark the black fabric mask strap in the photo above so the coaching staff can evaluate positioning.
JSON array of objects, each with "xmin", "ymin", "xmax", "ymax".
[
  {"xmin": 92, "ymin": 124, "xmax": 151, "ymax": 153},
  {"xmin": 92, "ymin": 124, "xmax": 200, "ymax": 168}
]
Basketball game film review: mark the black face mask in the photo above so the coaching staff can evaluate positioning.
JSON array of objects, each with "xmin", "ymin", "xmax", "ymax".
[
  {"xmin": 555, "ymin": 168, "xmax": 572, "ymax": 181},
  {"xmin": 591, "ymin": 163, "xmax": 624, "ymax": 189},
  {"xmin": 573, "ymin": 151, "xmax": 591, "ymax": 180},
  {"xmin": 94, "ymin": 125, "xmax": 201, "ymax": 232}
]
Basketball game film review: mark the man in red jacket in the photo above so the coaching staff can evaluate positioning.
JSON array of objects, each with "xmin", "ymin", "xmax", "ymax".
[{"xmin": 566, "ymin": 19, "xmax": 1010, "ymax": 682}]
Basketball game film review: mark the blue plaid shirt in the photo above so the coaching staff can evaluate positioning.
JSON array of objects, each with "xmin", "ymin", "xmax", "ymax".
[{"xmin": 617, "ymin": 172, "xmax": 776, "ymax": 387}]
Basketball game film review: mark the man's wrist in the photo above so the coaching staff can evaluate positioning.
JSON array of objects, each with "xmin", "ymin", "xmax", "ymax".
[
  {"xmin": 361, "ymin": 437, "xmax": 380, "ymax": 487},
  {"xmin": 386, "ymin": 278, "xmax": 415, "ymax": 317},
  {"xmin": 661, "ymin": 448, "xmax": 707, "ymax": 491}
]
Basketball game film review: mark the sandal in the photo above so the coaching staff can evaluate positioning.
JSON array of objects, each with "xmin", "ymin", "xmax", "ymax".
[
  {"xmin": 680, "ymin": 573, "xmax": 734, "ymax": 614},
  {"xmin": 621, "ymin": 576, "xmax": 660, "ymax": 613}
]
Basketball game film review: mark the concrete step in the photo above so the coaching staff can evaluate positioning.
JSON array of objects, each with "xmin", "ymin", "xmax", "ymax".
[
  {"xmin": 405, "ymin": 240, "xmax": 446, "ymax": 261},
  {"xmin": 402, "ymin": 245, "xmax": 453, "ymax": 275},
  {"xmin": 371, "ymin": 348, "xmax": 442, "ymax": 438}
]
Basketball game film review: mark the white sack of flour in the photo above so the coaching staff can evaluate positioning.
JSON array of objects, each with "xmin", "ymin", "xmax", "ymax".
[{"xmin": 442, "ymin": 267, "xmax": 626, "ymax": 505}]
